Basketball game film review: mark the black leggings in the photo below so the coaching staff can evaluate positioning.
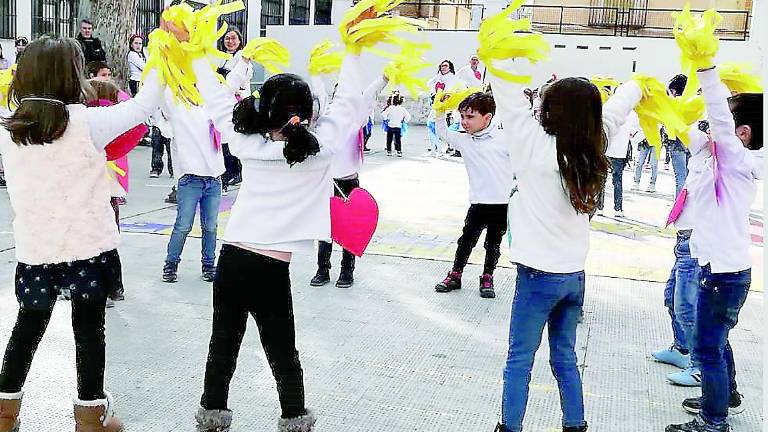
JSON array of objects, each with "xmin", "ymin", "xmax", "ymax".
[
  {"xmin": 317, "ymin": 177, "xmax": 359, "ymax": 272},
  {"xmin": 201, "ymin": 245, "xmax": 306, "ymax": 419},
  {"xmin": 0, "ymin": 251, "xmax": 119, "ymax": 400},
  {"xmin": 453, "ymin": 204, "xmax": 508, "ymax": 275}
]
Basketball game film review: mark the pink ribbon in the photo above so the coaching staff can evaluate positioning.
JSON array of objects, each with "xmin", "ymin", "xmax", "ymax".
[
  {"xmin": 666, "ymin": 188, "xmax": 688, "ymax": 227},
  {"xmin": 712, "ymin": 142, "xmax": 723, "ymax": 205},
  {"xmin": 210, "ymin": 121, "xmax": 221, "ymax": 152},
  {"xmin": 358, "ymin": 127, "xmax": 365, "ymax": 162},
  {"xmin": 474, "ymin": 70, "xmax": 482, "ymax": 81}
]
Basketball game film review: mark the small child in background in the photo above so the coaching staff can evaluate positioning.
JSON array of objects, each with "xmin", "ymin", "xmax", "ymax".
[
  {"xmin": 432, "ymin": 92, "xmax": 514, "ymax": 298},
  {"xmin": 85, "ymin": 60, "xmax": 112, "ymax": 81},
  {"xmin": 381, "ymin": 94, "xmax": 410, "ymax": 157}
]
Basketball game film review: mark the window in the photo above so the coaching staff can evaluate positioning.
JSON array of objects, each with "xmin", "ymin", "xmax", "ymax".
[
  {"xmin": 261, "ymin": 0, "xmax": 284, "ymax": 34},
  {"xmin": 0, "ymin": 0, "xmax": 15, "ymax": 39},
  {"xmin": 220, "ymin": 1, "xmax": 248, "ymax": 39},
  {"xmin": 32, "ymin": 0, "xmax": 80, "ymax": 38},
  {"xmin": 314, "ymin": 0, "xmax": 331, "ymax": 24},
  {"xmin": 289, "ymin": 0, "xmax": 310, "ymax": 25},
  {"xmin": 135, "ymin": 0, "xmax": 162, "ymax": 38}
]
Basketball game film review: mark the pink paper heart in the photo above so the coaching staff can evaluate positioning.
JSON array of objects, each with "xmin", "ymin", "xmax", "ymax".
[
  {"xmin": 666, "ymin": 188, "xmax": 688, "ymax": 227},
  {"xmin": 330, "ymin": 187, "xmax": 379, "ymax": 257}
]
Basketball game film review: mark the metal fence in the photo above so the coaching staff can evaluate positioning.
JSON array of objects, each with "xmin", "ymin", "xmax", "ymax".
[
  {"xmin": 135, "ymin": 0, "xmax": 162, "ymax": 38},
  {"xmin": 516, "ymin": 5, "xmax": 751, "ymax": 41},
  {"xmin": 32, "ymin": 0, "xmax": 80, "ymax": 38},
  {"xmin": 0, "ymin": 0, "xmax": 15, "ymax": 39}
]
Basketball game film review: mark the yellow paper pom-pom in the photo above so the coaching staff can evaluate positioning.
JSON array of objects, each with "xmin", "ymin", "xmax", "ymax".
[
  {"xmin": 377, "ymin": 41, "xmax": 431, "ymax": 98},
  {"xmin": 632, "ymin": 74, "xmax": 691, "ymax": 155},
  {"xmin": 590, "ymin": 75, "xmax": 620, "ymax": 103},
  {"xmin": 339, "ymin": 0, "xmax": 425, "ymax": 55},
  {"xmin": 718, "ymin": 62, "xmax": 764, "ymax": 94},
  {"xmin": 672, "ymin": 4, "xmax": 721, "ymax": 73},
  {"xmin": 308, "ymin": 40, "xmax": 344, "ymax": 76},
  {"xmin": 476, "ymin": 0, "xmax": 550, "ymax": 84},
  {"xmin": 0, "ymin": 64, "xmax": 15, "ymax": 110},
  {"xmin": 242, "ymin": 38, "xmax": 290, "ymax": 75},
  {"xmin": 432, "ymin": 84, "xmax": 484, "ymax": 115},
  {"xmin": 143, "ymin": 0, "xmax": 245, "ymax": 106}
]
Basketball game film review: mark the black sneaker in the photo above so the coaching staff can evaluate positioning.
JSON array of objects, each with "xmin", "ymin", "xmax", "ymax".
[
  {"xmin": 163, "ymin": 262, "xmax": 178, "ymax": 283},
  {"xmin": 0, "ymin": 176, "xmax": 6, "ymax": 188},
  {"xmin": 666, "ymin": 418, "xmax": 730, "ymax": 432},
  {"xmin": 109, "ymin": 288, "xmax": 125, "ymax": 301},
  {"xmin": 479, "ymin": 274, "xmax": 496, "ymax": 298},
  {"xmin": 202, "ymin": 266, "xmax": 216, "ymax": 282},
  {"xmin": 336, "ymin": 271, "xmax": 354, "ymax": 288},
  {"xmin": 310, "ymin": 269, "xmax": 331, "ymax": 286},
  {"xmin": 563, "ymin": 422, "xmax": 588, "ymax": 432},
  {"xmin": 435, "ymin": 271, "xmax": 462, "ymax": 293},
  {"xmin": 165, "ymin": 186, "xmax": 177, "ymax": 204},
  {"xmin": 682, "ymin": 393, "xmax": 744, "ymax": 416}
]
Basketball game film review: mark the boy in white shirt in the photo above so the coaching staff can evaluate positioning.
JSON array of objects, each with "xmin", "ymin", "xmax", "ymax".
[
  {"xmin": 381, "ymin": 95, "xmax": 411, "ymax": 157},
  {"xmin": 432, "ymin": 92, "xmax": 514, "ymax": 298}
]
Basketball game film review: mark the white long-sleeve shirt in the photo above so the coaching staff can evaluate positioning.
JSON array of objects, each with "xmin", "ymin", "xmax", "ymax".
[
  {"xmin": 427, "ymin": 73, "xmax": 466, "ymax": 95},
  {"xmin": 684, "ymin": 68, "xmax": 763, "ymax": 273},
  {"xmin": 490, "ymin": 65, "xmax": 642, "ymax": 273},
  {"xmin": 193, "ymin": 55, "xmax": 365, "ymax": 253},
  {"xmin": 606, "ymin": 116, "xmax": 632, "ymax": 158},
  {"xmin": 382, "ymin": 105, "xmax": 411, "ymax": 127},
  {"xmin": 435, "ymin": 116, "xmax": 514, "ymax": 204},
  {"xmin": 127, "ymin": 50, "xmax": 146, "ymax": 81},
  {"xmin": 457, "ymin": 65, "xmax": 484, "ymax": 88}
]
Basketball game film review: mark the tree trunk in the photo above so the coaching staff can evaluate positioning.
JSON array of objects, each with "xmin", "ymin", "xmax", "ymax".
[{"xmin": 89, "ymin": 0, "xmax": 138, "ymax": 88}]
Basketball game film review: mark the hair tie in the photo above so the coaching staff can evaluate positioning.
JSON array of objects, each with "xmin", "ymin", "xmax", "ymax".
[{"xmin": 19, "ymin": 97, "xmax": 65, "ymax": 105}]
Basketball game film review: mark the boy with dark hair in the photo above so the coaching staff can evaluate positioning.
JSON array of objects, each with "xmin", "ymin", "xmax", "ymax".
[
  {"xmin": 433, "ymin": 92, "xmax": 514, "ymax": 298},
  {"xmin": 666, "ymin": 64, "xmax": 763, "ymax": 431},
  {"xmin": 76, "ymin": 18, "xmax": 107, "ymax": 65},
  {"xmin": 86, "ymin": 61, "xmax": 112, "ymax": 81}
]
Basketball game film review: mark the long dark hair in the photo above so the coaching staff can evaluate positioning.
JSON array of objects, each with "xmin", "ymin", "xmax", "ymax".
[
  {"xmin": 232, "ymin": 73, "xmax": 319, "ymax": 166},
  {"xmin": 219, "ymin": 28, "xmax": 244, "ymax": 53},
  {"xmin": 438, "ymin": 59, "xmax": 455, "ymax": 74},
  {"xmin": 128, "ymin": 34, "xmax": 146, "ymax": 60},
  {"xmin": 539, "ymin": 77, "xmax": 608, "ymax": 214},
  {"xmin": 2, "ymin": 37, "xmax": 93, "ymax": 145}
]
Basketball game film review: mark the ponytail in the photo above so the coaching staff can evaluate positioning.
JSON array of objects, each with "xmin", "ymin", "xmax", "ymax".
[
  {"xmin": 232, "ymin": 95, "xmax": 263, "ymax": 134},
  {"xmin": 281, "ymin": 121, "xmax": 320, "ymax": 166}
]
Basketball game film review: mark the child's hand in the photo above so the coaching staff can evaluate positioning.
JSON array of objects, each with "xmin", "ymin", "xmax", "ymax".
[{"xmin": 161, "ymin": 15, "xmax": 190, "ymax": 43}]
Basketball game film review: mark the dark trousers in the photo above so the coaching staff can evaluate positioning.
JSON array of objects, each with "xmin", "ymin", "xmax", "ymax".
[
  {"xmin": 453, "ymin": 204, "xmax": 508, "ymax": 275},
  {"xmin": 386, "ymin": 127, "xmax": 402, "ymax": 152},
  {"xmin": 597, "ymin": 157, "xmax": 627, "ymax": 211},
  {"xmin": 129, "ymin": 80, "xmax": 140, "ymax": 97},
  {"xmin": 201, "ymin": 245, "xmax": 306, "ymax": 419},
  {"xmin": 221, "ymin": 143, "xmax": 242, "ymax": 186},
  {"xmin": 150, "ymin": 127, "xmax": 173, "ymax": 176},
  {"xmin": 108, "ymin": 198, "xmax": 124, "ymax": 295},
  {"xmin": 317, "ymin": 178, "xmax": 359, "ymax": 273},
  {"xmin": 0, "ymin": 250, "xmax": 122, "ymax": 400},
  {"xmin": 697, "ymin": 264, "xmax": 750, "ymax": 427}
]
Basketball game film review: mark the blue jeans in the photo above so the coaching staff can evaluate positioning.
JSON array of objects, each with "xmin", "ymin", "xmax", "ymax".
[
  {"xmin": 663, "ymin": 233, "xmax": 700, "ymax": 367},
  {"xmin": 165, "ymin": 174, "xmax": 222, "ymax": 268},
  {"xmin": 697, "ymin": 265, "xmax": 750, "ymax": 427},
  {"xmin": 502, "ymin": 265, "xmax": 586, "ymax": 431},
  {"xmin": 597, "ymin": 157, "xmax": 626, "ymax": 211},
  {"xmin": 670, "ymin": 148, "xmax": 690, "ymax": 197},
  {"xmin": 633, "ymin": 142, "xmax": 658, "ymax": 185}
]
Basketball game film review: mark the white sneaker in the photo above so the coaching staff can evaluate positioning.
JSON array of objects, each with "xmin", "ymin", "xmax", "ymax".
[
  {"xmin": 631, "ymin": 182, "xmax": 640, "ymax": 191},
  {"xmin": 615, "ymin": 210, "xmax": 625, "ymax": 218},
  {"xmin": 646, "ymin": 184, "xmax": 656, "ymax": 193},
  {"xmin": 596, "ymin": 209, "xmax": 604, "ymax": 216}
]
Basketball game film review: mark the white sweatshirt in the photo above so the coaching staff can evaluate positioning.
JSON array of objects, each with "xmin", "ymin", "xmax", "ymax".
[
  {"xmin": 435, "ymin": 117, "xmax": 514, "ymax": 204},
  {"xmin": 490, "ymin": 66, "xmax": 642, "ymax": 273},
  {"xmin": 605, "ymin": 117, "xmax": 632, "ymax": 158},
  {"xmin": 684, "ymin": 68, "xmax": 763, "ymax": 273},
  {"xmin": 457, "ymin": 65, "xmax": 484, "ymax": 88},
  {"xmin": 127, "ymin": 50, "xmax": 146, "ymax": 81},
  {"xmin": 193, "ymin": 56, "xmax": 365, "ymax": 253},
  {"xmin": 0, "ymin": 71, "xmax": 163, "ymax": 264},
  {"xmin": 427, "ymin": 73, "xmax": 466, "ymax": 95},
  {"xmin": 382, "ymin": 105, "xmax": 411, "ymax": 127}
]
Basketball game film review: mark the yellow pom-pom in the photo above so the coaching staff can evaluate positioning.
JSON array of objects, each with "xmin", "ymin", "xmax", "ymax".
[
  {"xmin": 308, "ymin": 40, "xmax": 344, "ymax": 76},
  {"xmin": 718, "ymin": 62, "xmax": 764, "ymax": 94},
  {"xmin": 242, "ymin": 38, "xmax": 290, "ymax": 75},
  {"xmin": 432, "ymin": 84, "xmax": 484, "ymax": 114},
  {"xmin": 632, "ymin": 74, "xmax": 692, "ymax": 155},
  {"xmin": 143, "ymin": 0, "xmax": 245, "ymax": 106},
  {"xmin": 476, "ymin": 0, "xmax": 551, "ymax": 84},
  {"xmin": 590, "ymin": 75, "xmax": 620, "ymax": 103},
  {"xmin": 672, "ymin": 4, "xmax": 721, "ymax": 73},
  {"xmin": 339, "ymin": 0, "xmax": 425, "ymax": 55},
  {"xmin": 0, "ymin": 64, "xmax": 15, "ymax": 110},
  {"xmin": 378, "ymin": 41, "xmax": 431, "ymax": 98}
]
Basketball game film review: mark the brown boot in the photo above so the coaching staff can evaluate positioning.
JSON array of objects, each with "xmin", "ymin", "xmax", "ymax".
[
  {"xmin": 0, "ymin": 391, "xmax": 22, "ymax": 432},
  {"xmin": 73, "ymin": 392, "xmax": 124, "ymax": 432}
]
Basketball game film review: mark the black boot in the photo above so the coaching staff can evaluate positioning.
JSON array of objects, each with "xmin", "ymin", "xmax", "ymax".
[
  {"xmin": 564, "ymin": 422, "xmax": 588, "ymax": 432},
  {"xmin": 310, "ymin": 268, "xmax": 331, "ymax": 286},
  {"xmin": 163, "ymin": 262, "xmax": 178, "ymax": 283},
  {"xmin": 336, "ymin": 270, "xmax": 354, "ymax": 288}
]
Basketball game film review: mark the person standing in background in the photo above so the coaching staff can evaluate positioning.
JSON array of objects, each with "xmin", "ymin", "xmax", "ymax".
[
  {"xmin": 76, "ymin": 19, "xmax": 107, "ymax": 65},
  {"xmin": 457, "ymin": 55, "xmax": 484, "ymax": 89},
  {"xmin": 127, "ymin": 35, "xmax": 146, "ymax": 97}
]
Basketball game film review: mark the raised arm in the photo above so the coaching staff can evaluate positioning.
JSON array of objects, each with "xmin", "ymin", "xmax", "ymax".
[
  {"xmin": 192, "ymin": 58, "xmax": 276, "ymax": 159},
  {"xmin": 224, "ymin": 57, "xmax": 252, "ymax": 95},
  {"xmin": 698, "ymin": 67, "xmax": 746, "ymax": 168},
  {"xmin": 85, "ymin": 70, "xmax": 163, "ymax": 149},
  {"xmin": 602, "ymin": 81, "xmax": 642, "ymax": 140},
  {"xmin": 360, "ymin": 76, "xmax": 387, "ymax": 125},
  {"xmin": 310, "ymin": 75, "xmax": 329, "ymax": 118},
  {"xmin": 313, "ymin": 55, "xmax": 366, "ymax": 154},
  {"xmin": 433, "ymin": 112, "xmax": 462, "ymax": 150}
]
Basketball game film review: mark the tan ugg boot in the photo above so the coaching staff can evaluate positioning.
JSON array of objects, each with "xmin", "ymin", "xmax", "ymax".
[
  {"xmin": 0, "ymin": 391, "xmax": 22, "ymax": 432},
  {"xmin": 73, "ymin": 392, "xmax": 124, "ymax": 432}
]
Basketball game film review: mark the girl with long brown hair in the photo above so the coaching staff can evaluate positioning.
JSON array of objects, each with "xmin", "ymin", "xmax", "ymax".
[{"xmin": 489, "ymin": 66, "xmax": 642, "ymax": 432}]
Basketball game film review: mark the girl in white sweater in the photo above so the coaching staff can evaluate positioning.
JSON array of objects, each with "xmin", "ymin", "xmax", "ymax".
[
  {"xmin": 489, "ymin": 62, "xmax": 641, "ymax": 432},
  {"xmin": 189, "ymin": 50, "xmax": 367, "ymax": 432},
  {"xmin": 0, "ymin": 36, "xmax": 163, "ymax": 432}
]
